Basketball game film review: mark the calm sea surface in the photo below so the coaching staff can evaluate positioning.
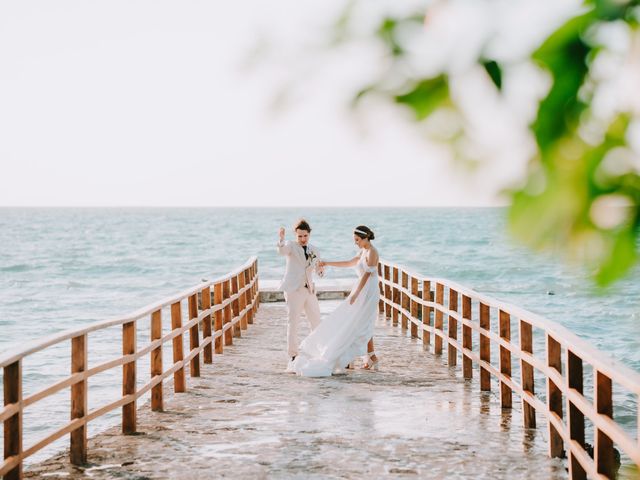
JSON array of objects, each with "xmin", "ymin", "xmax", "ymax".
[{"xmin": 1, "ymin": 207, "xmax": 638, "ymax": 464}]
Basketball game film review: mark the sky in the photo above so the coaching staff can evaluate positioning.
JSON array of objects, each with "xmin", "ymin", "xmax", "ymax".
[{"xmin": 0, "ymin": 0, "xmax": 581, "ymax": 207}]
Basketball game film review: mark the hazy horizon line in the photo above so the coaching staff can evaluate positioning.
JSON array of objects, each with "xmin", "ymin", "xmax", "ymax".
[{"xmin": 0, "ymin": 204, "xmax": 509, "ymax": 209}]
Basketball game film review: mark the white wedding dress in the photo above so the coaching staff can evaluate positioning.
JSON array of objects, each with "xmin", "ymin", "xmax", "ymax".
[{"xmin": 292, "ymin": 249, "xmax": 380, "ymax": 377}]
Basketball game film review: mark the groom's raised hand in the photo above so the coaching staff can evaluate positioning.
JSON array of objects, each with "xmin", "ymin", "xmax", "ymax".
[{"xmin": 278, "ymin": 227, "xmax": 285, "ymax": 242}]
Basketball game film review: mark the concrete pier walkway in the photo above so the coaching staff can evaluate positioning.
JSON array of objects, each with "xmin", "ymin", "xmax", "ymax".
[{"xmin": 26, "ymin": 301, "xmax": 566, "ymax": 479}]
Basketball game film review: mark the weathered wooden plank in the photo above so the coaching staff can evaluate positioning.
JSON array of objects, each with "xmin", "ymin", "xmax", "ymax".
[
  {"xmin": 171, "ymin": 302, "xmax": 186, "ymax": 392},
  {"xmin": 401, "ymin": 271, "xmax": 409, "ymax": 331},
  {"xmin": 479, "ymin": 303, "xmax": 491, "ymax": 391},
  {"xmin": 214, "ymin": 283, "xmax": 224, "ymax": 354},
  {"xmin": 70, "ymin": 334, "xmax": 87, "ymax": 464},
  {"xmin": 384, "ymin": 265, "xmax": 392, "ymax": 320},
  {"xmin": 422, "ymin": 280, "xmax": 431, "ymax": 348},
  {"xmin": 201, "ymin": 287, "xmax": 213, "ymax": 364},
  {"xmin": 462, "ymin": 295, "xmax": 472, "ymax": 379},
  {"xmin": 410, "ymin": 277, "xmax": 419, "ymax": 338},
  {"xmin": 244, "ymin": 269, "xmax": 254, "ymax": 325},
  {"xmin": 567, "ymin": 350, "xmax": 586, "ymax": 480},
  {"xmin": 238, "ymin": 272, "xmax": 248, "ymax": 331},
  {"xmin": 122, "ymin": 321, "xmax": 137, "ymax": 434},
  {"xmin": 188, "ymin": 294, "xmax": 200, "ymax": 377},
  {"xmin": 392, "ymin": 267, "xmax": 400, "ymax": 326},
  {"xmin": 547, "ymin": 335, "xmax": 564, "ymax": 458},
  {"xmin": 435, "ymin": 283, "xmax": 444, "ymax": 355},
  {"xmin": 448, "ymin": 288, "xmax": 459, "ymax": 367},
  {"xmin": 595, "ymin": 371, "xmax": 615, "ymax": 478},
  {"xmin": 499, "ymin": 310, "xmax": 512, "ymax": 409},
  {"xmin": 223, "ymin": 280, "xmax": 233, "ymax": 346},
  {"xmin": 520, "ymin": 320, "xmax": 535, "ymax": 429},
  {"xmin": 231, "ymin": 276, "xmax": 241, "ymax": 338},
  {"xmin": 3, "ymin": 361, "xmax": 22, "ymax": 480},
  {"xmin": 378, "ymin": 263, "xmax": 385, "ymax": 314},
  {"xmin": 150, "ymin": 310, "xmax": 163, "ymax": 411}
]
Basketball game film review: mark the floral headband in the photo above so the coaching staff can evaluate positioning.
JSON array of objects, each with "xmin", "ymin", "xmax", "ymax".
[{"xmin": 354, "ymin": 229, "xmax": 369, "ymax": 237}]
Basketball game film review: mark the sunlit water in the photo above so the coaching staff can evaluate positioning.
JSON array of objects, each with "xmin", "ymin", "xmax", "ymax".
[{"xmin": 1, "ymin": 207, "xmax": 638, "ymax": 466}]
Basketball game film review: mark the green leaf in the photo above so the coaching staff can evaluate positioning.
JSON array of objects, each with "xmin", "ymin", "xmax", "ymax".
[
  {"xmin": 375, "ymin": 14, "xmax": 427, "ymax": 57},
  {"xmin": 330, "ymin": 0, "xmax": 356, "ymax": 45},
  {"xmin": 509, "ymin": 115, "xmax": 639, "ymax": 286},
  {"xmin": 394, "ymin": 75, "xmax": 450, "ymax": 120},
  {"xmin": 377, "ymin": 17, "xmax": 403, "ymax": 56},
  {"xmin": 590, "ymin": 0, "xmax": 638, "ymax": 20},
  {"xmin": 595, "ymin": 227, "xmax": 638, "ymax": 286},
  {"xmin": 531, "ymin": 12, "xmax": 595, "ymax": 157},
  {"xmin": 482, "ymin": 60, "xmax": 502, "ymax": 90}
]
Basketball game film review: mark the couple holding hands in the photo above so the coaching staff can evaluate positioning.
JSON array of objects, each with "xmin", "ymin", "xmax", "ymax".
[{"xmin": 276, "ymin": 219, "xmax": 380, "ymax": 377}]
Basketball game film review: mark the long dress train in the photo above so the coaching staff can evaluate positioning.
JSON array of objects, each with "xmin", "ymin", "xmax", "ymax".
[{"xmin": 292, "ymin": 249, "xmax": 380, "ymax": 377}]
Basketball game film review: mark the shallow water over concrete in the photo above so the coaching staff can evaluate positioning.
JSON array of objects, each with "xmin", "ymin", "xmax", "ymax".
[{"xmin": 26, "ymin": 301, "xmax": 568, "ymax": 479}]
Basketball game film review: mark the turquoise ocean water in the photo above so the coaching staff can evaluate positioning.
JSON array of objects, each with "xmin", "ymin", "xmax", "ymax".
[{"xmin": 1, "ymin": 207, "xmax": 638, "ymax": 465}]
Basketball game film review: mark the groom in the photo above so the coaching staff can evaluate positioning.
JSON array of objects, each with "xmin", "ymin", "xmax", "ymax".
[{"xmin": 277, "ymin": 218, "xmax": 324, "ymax": 369}]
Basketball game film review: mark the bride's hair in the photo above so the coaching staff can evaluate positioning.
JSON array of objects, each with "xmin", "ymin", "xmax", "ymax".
[{"xmin": 354, "ymin": 225, "xmax": 375, "ymax": 240}]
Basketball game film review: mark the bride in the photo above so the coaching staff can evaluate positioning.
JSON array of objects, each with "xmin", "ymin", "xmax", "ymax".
[{"xmin": 291, "ymin": 225, "xmax": 380, "ymax": 377}]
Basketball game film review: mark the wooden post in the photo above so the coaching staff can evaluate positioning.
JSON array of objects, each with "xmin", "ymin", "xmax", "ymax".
[
  {"xmin": 410, "ymin": 277, "xmax": 419, "ymax": 338},
  {"xmin": 434, "ymin": 283, "xmax": 444, "ymax": 355},
  {"xmin": 567, "ymin": 350, "xmax": 586, "ymax": 480},
  {"xmin": 462, "ymin": 295, "xmax": 472, "ymax": 379},
  {"xmin": 384, "ymin": 265, "xmax": 391, "ymax": 319},
  {"xmin": 244, "ymin": 269, "xmax": 254, "ymax": 325},
  {"xmin": 3, "ymin": 361, "xmax": 22, "ymax": 480},
  {"xmin": 238, "ymin": 272, "xmax": 248, "ymax": 331},
  {"xmin": 70, "ymin": 334, "xmax": 87, "ymax": 464},
  {"xmin": 422, "ymin": 280, "xmax": 431, "ymax": 348},
  {"xmin": 122, "ymin": 320, "xmax": 137, "ymax": 434},
  {"xmin": 378, "ymin": 263, "xmax": 384, "ymax": 314},
  {"xmin": 479, "ymin": 302, "xmax": 490, "ymax": 391},
  {"xmin": 214, "ymin": 283, "xmax": 224, "ymax": 354},
  {"xmin": 223, "ymin": 280, "xmax": 233, "ymax": 346},
  {"xmin": 594, "ymin": 371, "xmax": 615, "ymax": 478},
  {"xmin": 150, "ymin": 309, "xmax": 163, "ymax": 411},
  {"xmin": 188, "ymin": 294, "xmax": 201, "ymax": 377},
  {"xmin": 499, "ymin": 309, "xmax": 512, "ymax": 409},
  {"xmin": 448, "ymin": 288, "xmax": 458, "ymax": 367},
  {"xmin": 171, "ymin": 301, "xmax": 186, "ymax": 392},
  {"xmin": 520, "ymin": 320, "xmax": 536, "ymax": 428},
  {"xmin": 392, "ymin": 267, "xmax": 400, "ymax": 326},
  {"xmin": 401, "ymin": 271, "xmax": 409, "ymax": 331},
  {"xmin": 201, "ymin": 287, "xmax": 213, "ymax": 364},
  {"xmin": 231, "ymin": 275, "xmax": 241, "ymax": 338},
  {"xmin": 251, "ymin": 264, "xmax": 258, "ymax": 318},
  {"xmin": 254, "ymin": 260, "xmax": 260, "ymax": 309},
  {"xmin": 547, "ymin": 335, "xmax": 564, "ymax": 458}
]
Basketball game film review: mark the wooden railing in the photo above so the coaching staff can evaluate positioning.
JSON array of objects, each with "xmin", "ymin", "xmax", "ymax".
[
  {"xmin": 1, "ymin": 257, "xmax": 260, "ymax": 480},
  {"xmin": 378, "ymin": 260, "xmax": 640, "ymax": 480}
]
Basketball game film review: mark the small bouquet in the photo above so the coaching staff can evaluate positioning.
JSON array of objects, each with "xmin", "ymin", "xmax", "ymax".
[{"xmin": 307, "ymin": 250, "xmax": 325, "ymax": 278}]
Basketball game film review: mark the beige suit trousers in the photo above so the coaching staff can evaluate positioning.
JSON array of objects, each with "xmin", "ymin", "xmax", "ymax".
[{"xmin": 284, "ymin": 285, "xmax": 321, "ymax": 357}]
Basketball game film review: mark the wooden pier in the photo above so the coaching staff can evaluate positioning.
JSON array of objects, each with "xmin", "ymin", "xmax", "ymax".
[
  {"xmin": 377, "ymin": 260, "xmax": 640, "ymax": 479},
  {"xmin": 1, "ymin": 258, "xmax": 639, "ymax": 479},
  {"xmin": 1, "ymin": 258, "xmax": 259, "ymax": 480}
]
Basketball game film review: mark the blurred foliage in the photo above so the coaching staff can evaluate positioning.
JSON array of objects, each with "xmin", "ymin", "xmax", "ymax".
[
  {"xmin": 339, "ymin": 0, "xmax": 640, "ymax": 286},
  {"xmin": 481, "ymin": 60, "xmax": 502, "ymax": 90},
  {"xmin": 395, "ymin": 75, "xmax": 451, "ymax": 120}
]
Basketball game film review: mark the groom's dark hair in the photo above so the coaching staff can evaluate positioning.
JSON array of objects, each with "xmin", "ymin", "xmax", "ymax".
[{"xmin": 294, "ymin": 219, "xmax": 312, "ymax": 232}]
